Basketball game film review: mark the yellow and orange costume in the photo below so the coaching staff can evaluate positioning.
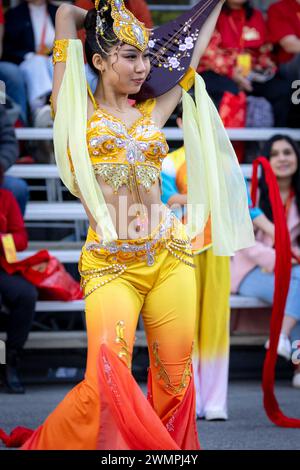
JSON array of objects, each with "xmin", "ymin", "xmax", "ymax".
[
  {"xmin": 21, "ymin": 0, "xmax": 254, "ymax": 450},
  {"xmin": 23, "ymin": 39, "xmax": 200, "ymax": 451}
]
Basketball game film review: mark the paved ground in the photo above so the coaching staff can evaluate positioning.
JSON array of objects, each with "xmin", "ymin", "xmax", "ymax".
[{"xmin": 0, "ymin": 380, "xmax": 300, "ymax": 450}]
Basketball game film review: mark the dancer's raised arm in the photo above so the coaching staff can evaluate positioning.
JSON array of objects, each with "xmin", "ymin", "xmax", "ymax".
[
  {"xmin": 52, "ymin": 4, "xmax": 87, "ymax": 115},
  {"xmin": 153, "ymin": 0, "xmax": 225, "ymax": 127}
]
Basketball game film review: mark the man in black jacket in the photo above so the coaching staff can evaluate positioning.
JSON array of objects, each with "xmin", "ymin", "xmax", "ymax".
[
  {"xmin": 2, "ymin": 0, "xmax": 57, "ymax": 65},
  {"xmin": 0, "ymin": 104, "xmax": 29, "ymax": 215}
]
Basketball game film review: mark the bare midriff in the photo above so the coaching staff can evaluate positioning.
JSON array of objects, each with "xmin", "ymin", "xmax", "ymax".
[{"xmin": 83, "ymin": 177, "xmax": 168, "ymax": 240}]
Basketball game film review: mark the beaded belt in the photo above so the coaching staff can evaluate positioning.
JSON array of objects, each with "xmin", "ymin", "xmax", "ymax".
[
  {"xmin": 84, "ymin": 211, "xmax": 194, "ymax": 267},
  {"xmin": 79, "ymin": 211, "xmax": 195, "ymax": 298}
]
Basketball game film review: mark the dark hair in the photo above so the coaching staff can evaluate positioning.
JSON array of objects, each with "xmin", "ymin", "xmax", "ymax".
[
  {"xmin": 84, "ymin": 4, "xmax": 121, "ymax": 75},
  {"xmin": 175, "ymin": 101, "xmax": 183, "ymax": 120},
  {"xmin": 223, "ymin": 1, "xmax": 254, "ymax": 20},
  {"xmin": 0, "ymin": 165, "xmax": 4, "ymax": 186},
  {"xmin": 258, "ymin": 135, "xmax": 300, "ymax": 222}
]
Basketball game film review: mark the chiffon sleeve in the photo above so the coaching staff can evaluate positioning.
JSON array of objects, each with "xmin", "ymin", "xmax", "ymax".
[{"xmin": 182, "ymin": 72, "xmax": 255, "ymax": 255}]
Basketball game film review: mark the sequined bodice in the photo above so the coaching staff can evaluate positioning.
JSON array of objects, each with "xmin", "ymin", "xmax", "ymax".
[{"xmin": 86, "ymin": 98, "xmax": 169, "ymax": 194}]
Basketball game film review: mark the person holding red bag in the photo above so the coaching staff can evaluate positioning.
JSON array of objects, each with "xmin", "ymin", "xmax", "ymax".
[
  {"xmin": 197, "ymin": 0, "xmax": 291, "ymax": 127},
  {"xmin": 0, "ymin": 166, "xmax": 38, "ymax": 394}
]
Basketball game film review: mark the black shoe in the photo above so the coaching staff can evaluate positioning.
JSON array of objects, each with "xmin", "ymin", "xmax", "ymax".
[{"xmin": 3, "ymin": 349, "xmax": 25, "ymax": 394}]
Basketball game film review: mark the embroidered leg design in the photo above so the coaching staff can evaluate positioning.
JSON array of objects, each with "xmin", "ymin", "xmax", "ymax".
[
  {"xmin": 152, "ymin": 341, "xmax": 192, "ymax": 395},
  {"xmin": 115, "ymin": 320, "xmax": 131, "ymax": 369}
]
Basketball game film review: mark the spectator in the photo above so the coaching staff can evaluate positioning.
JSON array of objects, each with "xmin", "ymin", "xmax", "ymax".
[
  {"xmin": 0, "ymin": 0, "xmax": 28, "ymax": 124},
  {"xmin": 2, "ymin": 0, "xmax": 58, "ymax": 127},
  {"xmin": 0, "ymin": 105, "xmax": 29, "ymax": 216},
  {"xmin": 267, "ymin": 0, "xmax": 300, "ymax": 81},
  {"xmin": 0, "ymin": 165, "xmax": 38, "ymax": 394},
  {"xmin": 267, "ymin": 0, "xmax": 300, "ymax": 128},
  {"xmin": 231, "ymin": 135, "xmax": 300, "ymax": 388},
  {"xmin": 198, "ymin": 0, "xmax": 291, "ymax": 127}
]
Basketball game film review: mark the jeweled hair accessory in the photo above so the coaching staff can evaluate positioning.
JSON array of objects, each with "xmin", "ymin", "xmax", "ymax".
[{"xmin": 95, "ymin": 0, "xmax": 150, "ymax": 52}]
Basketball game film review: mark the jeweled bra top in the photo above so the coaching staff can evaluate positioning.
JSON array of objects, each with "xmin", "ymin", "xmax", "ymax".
[{"xmin": 79, "ymin": 86, "xmax": 169, "ymax": 194}]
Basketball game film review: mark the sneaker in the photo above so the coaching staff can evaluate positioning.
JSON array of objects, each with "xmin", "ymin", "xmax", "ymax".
[
  {"xmin": 292, "ymin": 373, "xmax": 300, "ymax": 389},
  {"xmin": 265, "ymin": 333, "xmax": 292, "ymax": 361},
  {"xmin": 33, "ymin": 104, "xmax": 53, "ymax": 128},
  {"xmin": 205, "ymin": 410, "xmax": 228, "ymax": 421}
]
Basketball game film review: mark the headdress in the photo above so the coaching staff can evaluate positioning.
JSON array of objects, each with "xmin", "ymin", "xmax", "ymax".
[{"xmin": 94, "ymin": 0, "xmax": 150, "ymax": 53}]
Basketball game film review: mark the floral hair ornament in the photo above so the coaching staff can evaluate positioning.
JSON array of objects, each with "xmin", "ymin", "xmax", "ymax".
[{"xmin": 94, "ymin": 0, "xmax": 150, "ymax": 52}]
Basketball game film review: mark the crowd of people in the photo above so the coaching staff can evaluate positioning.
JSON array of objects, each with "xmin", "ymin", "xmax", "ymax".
[{"xmin": 0, "ymin": 0, "xmax": 299, "ymax": 449}]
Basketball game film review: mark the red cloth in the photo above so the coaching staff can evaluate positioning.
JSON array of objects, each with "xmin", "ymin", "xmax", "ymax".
[
  {"xmin": 219, "ymin": 91, "xmax": 247, "ymax": 128},
  {"xmin": 198, "ymin": 8, "xmax": 275, "ymax": 78},
  {"xmin": 219, "ymin": 91, "xmax": 247, "ymax": 162},
  {"xmin": 0, "ymin": 0, "xmax": 4, "ymax": 25},
  {"xmin": 251, "ymin": 157, "xmax": 300, "ymax": 428},
  {"xmin": 0, "ymin": 188, "xmax": 28, "ymax": 256},
  {"xmin": 267, "ymin": 0, "xmax": 300, "ymax": 64},
  {"xmin": 0, "ymin": 427, "xmax": 34, "ymax": 448}
]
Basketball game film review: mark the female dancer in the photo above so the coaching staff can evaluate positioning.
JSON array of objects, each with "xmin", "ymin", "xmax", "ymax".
[{"xmin": 15, "ymin": 0, "xmax": 252, "ymax": 450}]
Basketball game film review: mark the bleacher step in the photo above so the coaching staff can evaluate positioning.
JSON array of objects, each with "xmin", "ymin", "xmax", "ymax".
[
  {"xmin": 0, "ymin": 331, "xmax": 267, "ymax": 349},
  {"xmin": 28, "ymin": 241, "xmax": 82, "ymax": 250}
]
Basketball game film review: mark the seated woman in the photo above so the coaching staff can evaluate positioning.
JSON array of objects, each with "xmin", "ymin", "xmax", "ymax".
[
  {"xmin": 0, "ymin": 166, "xmax": 38, "ymax": 394},
  {"xmin": 231, "ymin": 135, "xmax": 300, "ymax": 388},
  {"xmin": 198, "ymin": 0, "xmax": 291, "ymax": 127}
]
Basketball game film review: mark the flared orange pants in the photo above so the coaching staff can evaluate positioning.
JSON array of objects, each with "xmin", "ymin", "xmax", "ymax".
[{"xmin": 22, "ymin": 214, "xmax": 199, "ymax": 450}]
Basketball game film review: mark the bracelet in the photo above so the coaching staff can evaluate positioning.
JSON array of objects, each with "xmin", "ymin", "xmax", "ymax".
[{"xmin": 52, "ymin": 39, "xmax": 69, "ymax": 65}]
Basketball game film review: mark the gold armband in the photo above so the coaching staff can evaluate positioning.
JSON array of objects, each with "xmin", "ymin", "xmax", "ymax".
[
  {"xmin": 179, "ymin": 67, "xmax": 196, "ymax": 92},
  {"xmin": 49, "ymin": 94, "xmax": 55, "ymax": 120},
  {"xmin": 52, "ymin": 39, "xmax": 69, "ymax": 65}
]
